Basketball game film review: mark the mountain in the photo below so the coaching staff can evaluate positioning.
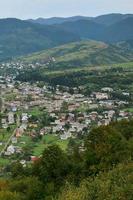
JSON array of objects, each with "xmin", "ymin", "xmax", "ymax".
[
  {"xmin": 102, "ymin": 17, "xmax": 133, "ymax": 42},
  {"xmin": 0, "ymin": 18, "xmax": 80, "ymax": 61},
  {"xmin": 28, "ymin": 14, "xmax": 133, "ymax": 43},
  {"xmin": 56, "ymin": 17, "xmax": 133, "ymax": 42},
  {"xmin": 23, "ymin": 40, "xmax": 133, "ymax": 69},
  {"xmin": 55, "ymin": 20, "xmax": 105, "ymax": 40},
  {"xmin": 93, "ymin": 13, "xmax": 133, "ymax": 26},
  {"xmin": 28, "ymin": 16, "xmax": 92, "ymax": 25},
  {"xmin": 28, "ymin": 14, "xmax": 133, "ymax": 26},
  {"xmin": 0, "ymin": 14, "xmax": 133, "ymax": 62}
]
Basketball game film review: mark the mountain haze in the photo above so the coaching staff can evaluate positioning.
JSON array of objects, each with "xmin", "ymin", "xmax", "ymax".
[
  {"xmin": 28, "ymin": 16, "xmax": 92, "ymax": 25},
  {"xmin": 93, "ymin": 13, "xmax": 133, "ymax": 25},
  {"xmin": 28, "ymin": 13, "xmax": 133, "ymax": 26}
]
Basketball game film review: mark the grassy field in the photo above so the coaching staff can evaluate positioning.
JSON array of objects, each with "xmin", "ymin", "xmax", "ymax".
[
  {"xmin": 113, "ymin": 62, "xmax": 133, "ymax": 68},
  {"xmin": 0, "ymin": 158, "xmax": 10, "ymax": 168},
  {"xmin": 33, "ymin": 135, "xmax": 69, "ymax": 156},
  {"xmin": 17, "ymin": 134, "xmax": 69, "ymax": 157},
  {"xmin": 0, "ymin": 133, "xmax": 79, "ymax": 168},
  {"xmin": 28, "ymin": 107, "xmax": 43, "ymax": 116},
  {"xmin": 123, "ymin": 107, "xmax": 133, "ymax": 113}
]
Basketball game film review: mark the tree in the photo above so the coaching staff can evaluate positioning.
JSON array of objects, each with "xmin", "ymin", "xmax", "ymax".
[
  {"xmin": 26, "ymin": 94, "xmax": 32, "ymax": 102},
  {"xmin": 35, "ymin": 145, "xmax": 69, "ymax": 185},
  {"xmin": 0, "ymin": 191, "xmax": 22, "ymax": 200},
  {"xmin": 61, "ymin": 101, "xmax": 68, "ymax": 112},
  {"xmin": 9, "ymin": 177, "xmax": 44, "ymax": 200},
  {"xmin": 10, "ymin": 162, "xmax": 24, "ymax": 178},
  {"xmin": 6, "ymin": 126, "xmax": 11, "ymax": 132},
  {"xmin": 39, "ymin": 112, "xmax": 51, "ymax": 128},
  {"xmin": 57, "ymin": 163, "xmax": 133, "ymax": 200},
  {"xmin": 84, "ymin": 125, "xmax": 130, "ymax": 172}
]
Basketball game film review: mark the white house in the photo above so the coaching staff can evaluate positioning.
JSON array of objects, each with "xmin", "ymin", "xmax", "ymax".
[{"xmin": 8, "ymin": 112, "xmax": 14, "ymax": 124}]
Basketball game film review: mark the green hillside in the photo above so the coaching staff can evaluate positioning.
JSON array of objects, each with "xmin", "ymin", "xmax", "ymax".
[
  {"xmin": 56, "ymin": 17, "xmax": 133, "ymax": 42},
  {"xmin": 0, "ymin": 18, "xmax": 79, "ymax": 61},
  {"xmin": 103, "ymin": 17, "xmax": 133, "ymax": 42},
  {"xmin": 17, "ymin": 40, "xmax": 133, "ymax": 94},
  {"xmin": 23, "ymin": 40, "xmax": 133, "ymax": 69},
  {"xmin": 0, "ymin": 16, "xmax": 133, "ymax": 61}
]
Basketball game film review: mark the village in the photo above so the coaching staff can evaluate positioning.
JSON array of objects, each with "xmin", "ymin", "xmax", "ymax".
[{"xmin": 0, "ymin": 71, "xmax": 133, "ymax": 168}]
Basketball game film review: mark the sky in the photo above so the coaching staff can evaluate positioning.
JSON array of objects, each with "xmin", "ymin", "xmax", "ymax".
[{"xmin": 0, "ymin": 0, "xmax": 132, "ymax": 19}]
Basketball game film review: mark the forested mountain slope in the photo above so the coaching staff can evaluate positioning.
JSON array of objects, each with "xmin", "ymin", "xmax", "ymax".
[{"xmin": 0, "ymin": 18, "xmax": 80, "ymax": 61}]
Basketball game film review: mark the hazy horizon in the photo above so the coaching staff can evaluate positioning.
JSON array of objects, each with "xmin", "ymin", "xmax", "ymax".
[
  {"xmin": 0, "ymin": 12, "xmax": 133, "ymax": 20},
  {"xmin": 0, "ymin": 0, "xmax": 132, "ymax": 19}
]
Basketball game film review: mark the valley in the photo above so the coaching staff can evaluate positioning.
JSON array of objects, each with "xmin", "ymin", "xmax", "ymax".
[
  {"xmin": 0, "ymin": 47, "xmax": 133, "ymax": 169},
  {"xmin": 0, "ymin": 11, "xmax": 133, "ymax": 200}
]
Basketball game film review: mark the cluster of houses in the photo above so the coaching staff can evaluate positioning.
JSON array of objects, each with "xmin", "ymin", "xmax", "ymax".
[
  {"xmin": 0, "ymin": 75, "xmax": 133, "ymax": 159},
  {"xmin": 0, "ymin": 57, "xmax": 55, "ymax": 77}
]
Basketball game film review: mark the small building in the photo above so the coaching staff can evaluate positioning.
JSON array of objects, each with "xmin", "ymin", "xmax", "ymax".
[
  {"xmin": 8, "ymin": 112, "xmax": 14, "ymax": 124},
  {"xmin": 101, "ymin": 87, "xmax": 113, "ymax": 92},
  {"xmin": 60, "ymin": 131, "xmax": 72, "ymax": 140},
  {"xmin": 93, "ymin": 92, "xmax": 109, "ymax": 100},
  {"xmin": 6, "ymin": 145, "xmax": 15, "ymax": 155},
  {"xmin": 11, "ymin": 137, "xmax": 17, "ymax": 144}
]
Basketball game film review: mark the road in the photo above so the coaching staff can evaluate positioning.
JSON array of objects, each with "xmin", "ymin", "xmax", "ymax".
[
  {"xmin": 0, "ymin": 117, "xmax": 20, "ymax": 157},
  {"xmin": 0, "ymin": 128, "xmax": 17, "ymax": 156}
]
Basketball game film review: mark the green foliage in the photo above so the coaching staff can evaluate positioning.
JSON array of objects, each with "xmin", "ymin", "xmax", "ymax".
[
  {"xmin": 39, "ymin": 112, "xmax": 52, "ymax": 128},
  {"xmin": 34, "ymin": 145, "xmax": 70, "ymax": 184},
  {"xmin": 61, "ymin": 101, "xmax": 68, "ymax": 112},
  {"xmin": 9, "ymin": 177, "xmax": 44, "ymax": 200},
  {"xmin": 111, "ymin": 119, "xmax": 133, "ymax": 140},
  {"xmin": 85, "ymin": 125, "xmax": 130, "ymax": 172},
  {"xmin": 57, "ymin": 163, "xmax": 133, "ymax": 200},
  {"xmin": 10, "ymin": 162, "xmax": 25, "ymax": 178},
  {"xmin": 0, "ymin": 191, "xmax": 22, "ymax": 200},
  {"xmin": 0, "ymin": 119, "xmax": 132, "ymax": 200},
  {"xmin": 16, "ymin": 42, "xmax": 133, "ymax": 96}
]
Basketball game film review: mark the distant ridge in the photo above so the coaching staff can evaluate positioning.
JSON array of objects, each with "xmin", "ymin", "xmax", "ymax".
[
  {"xmin": 54, "ymin": 19, "xmax": 105, "ymax": 41},
  {"xmin": 28, "ymin": 16, "xmax": 92, "ymax": 25},
  {"xmin": 0, "ymin": 18, "xmax": 80, "ymax": 61},
  {"xmin": 55, "ymin": 16, "xmax": 133, "ymax": 42},
  {"xmin": 93, "ymin": 13, "xmax": 133, "ymax": 25},
  {"xmin": 28, "ymin": 13, "xmax": 133, "ymax": 26},
  {"xmin": 0, "ymin": 13, "xmax": 133, "ymax": 61},
  {"xmin": 103, "ymin": 17, "xmax": 133, "ymax": 42}
]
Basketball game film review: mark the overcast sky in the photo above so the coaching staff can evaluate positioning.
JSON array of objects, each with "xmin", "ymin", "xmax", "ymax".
[{"xmin": 0, "ymin": 0, "xmax": 132, "ymax": 19}]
